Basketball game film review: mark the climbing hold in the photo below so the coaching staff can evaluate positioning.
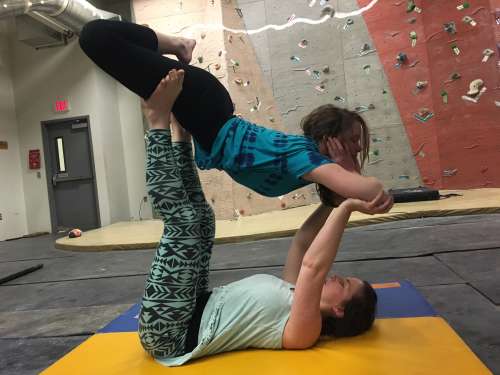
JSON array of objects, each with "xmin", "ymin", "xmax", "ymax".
[
  {"xmin": 321, "ymin": 5, "xmax": 335, "ymax": 17},
  {"xmin": 462, "ymin": 79, "xmax": 487, "ymax": 103},
  {"xmin": 298, "ymin": 39, "xmax": 309, "ymax": 48},
  {"xmin": 201, "ymin": 32, "xmax": 206, "ymax": 39},
  {"xmin": 343, "ymin": 19, "xmax": 354, "ymax": 30},
  {"xmin": 395, "ymin": 52, "xmax": 408, "ymax": 68},
  {"xmin": 290, "ymin": 55, "xmax": 301, "ymax": 62},
  {"xmin": 462, "ymin": 16, "xmax": 477, "ymax": 26},
  {"xmin": 363, "ymin": 64, "xmax": 371, "ymax": 74},
  {"xmin": 443, "ymin": 22, "xmax": 457, "ymax": 34},
  {"xmin": 440, "ymin": 90, "xmax": 449, "ymax": 104},
  {"xmin": 359, "ymin": 43, "xmax": 376, "ymax": 56},
  {"xmin": 467, "ymin": 79, "xmax": 484, "ymax": 96},
  {"xmin": 315, "ymin": 84, "xmax": 327, "ymax": 93},
  {"xmin": 197, "ymin": 56, "xmax": 203, "ymax": 63},
  {"xmin": 482, "ymin": 48, "xmax": 494, "ymax": 62},
  {"xmin": 361, "ymin": 43, "xmax": 371, "ymax": 52},
  {"xmin": 397, "ymin": 52, "xmax": 408, "ymax": 63},
  {"xmin": 414, "ymin": 108, "xmax": 434, "ymax": 123},
  {"xmin": 334, "ymin": 96, "xmax": 345, "ymax": 102},
  {"xmin": 355, "ymin": 104, "xmax": 375, "ymax": 113},
  {"xmin": 214, "ymin": 63, "xmax": 221, "ymax": 70},
  {"xmin": 415, "ymin": 81, "xmax": 428, "ymax": 90},
  {"xmin": 249, "ymin": 97, "xmax": 261, "ymax": 112},
  {"xmin": 305, "ymin": 68, "xmax": 321, "ymax": 79},
  {"xmin": 409, "ymin": 31, "xmax": 417, "ymax": 47},
  {"xmin": 443, "ymin": 169, "xmax": 458, "ymax": 177},
  {"xmin": 234, "ymin": 78, "xmax": 243, "ymax": 85},
  {"xmin": 406, "ymin": 0, "xmax": 415, "ymax": 12},
  {"xmin": 450, "ymin": 43, "xmax": 461, "ymax": 56},
  {"xmin": 322, "ymin": 65, "xmax": 330, "ymax": 73},
  {"xmin": 456, "ymin": 2, "xmax": 470, "ymax": 10}
]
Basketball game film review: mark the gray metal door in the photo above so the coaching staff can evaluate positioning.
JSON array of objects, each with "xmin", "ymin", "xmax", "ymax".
[{"xmin": 42, "ymin": 117, "xmax": 100, "ymax": 232}]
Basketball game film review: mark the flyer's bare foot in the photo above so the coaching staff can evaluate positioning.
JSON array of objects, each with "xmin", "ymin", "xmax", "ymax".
[
  {"xmin": 142, "ymin": 69, "xmax": 185, "ymax": 129},
  {"xmin": 176, "ymin": 37, "xmax": 196, "ymax": 64}
]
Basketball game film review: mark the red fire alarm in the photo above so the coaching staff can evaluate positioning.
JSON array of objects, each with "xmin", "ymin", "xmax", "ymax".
[{"xmin": 29, "ymin": 149, "xmax": 41, "ymax": 169}]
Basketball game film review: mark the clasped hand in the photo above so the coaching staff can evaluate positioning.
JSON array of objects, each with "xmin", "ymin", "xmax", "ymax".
[{"xmin": 343, "ymin": 190, "xmax": 394, "ymax": 215}]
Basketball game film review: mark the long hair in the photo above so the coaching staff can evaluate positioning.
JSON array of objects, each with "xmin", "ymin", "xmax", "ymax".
[
  {"xmin": 300, "ymin": 104, "xmax": 370, "ymax": 207},
  {"xmin": 300, "ymin": 104, "xmax": 370, "ymax": 167}
]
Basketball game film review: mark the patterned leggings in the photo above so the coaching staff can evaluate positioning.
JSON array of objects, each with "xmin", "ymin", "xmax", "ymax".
[{"xmin": 138, "ymin": 129, "xmax": 215, "ymax": 358}]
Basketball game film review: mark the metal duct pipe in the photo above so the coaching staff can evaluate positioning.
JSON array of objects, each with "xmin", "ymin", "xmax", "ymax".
[{"xmin": 0, "ymin": 0, "xmax": 120, "ymax": 34}]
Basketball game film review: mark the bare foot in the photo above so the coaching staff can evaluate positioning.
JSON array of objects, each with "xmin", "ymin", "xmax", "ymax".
[
  {"xmin": 176, "ymin": 37, "xmax": 196, "ymax": 64},
  {"xmin": 142, "ymin": 69, "xmax": 185, "ymax": 129},
  {"xmin": 170, "ymin": 114, "xmax": 191, "ymax": 142}
]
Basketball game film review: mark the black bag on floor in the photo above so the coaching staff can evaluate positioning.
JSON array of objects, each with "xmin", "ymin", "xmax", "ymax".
[{"xmin": 389, "ymin": 187, "xmax": 440, "ymax": 203}]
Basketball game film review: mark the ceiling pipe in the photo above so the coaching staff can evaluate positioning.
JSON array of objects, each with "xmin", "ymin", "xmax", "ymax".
[{"xmin": 0, "ymin": 0, "xmax": 120, "ymax": 35}]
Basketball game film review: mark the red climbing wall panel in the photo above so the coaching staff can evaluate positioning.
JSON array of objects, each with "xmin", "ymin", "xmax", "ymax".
[{"xmin": 360, "ymin": 0, "xmax": 500, "ymax": 189}]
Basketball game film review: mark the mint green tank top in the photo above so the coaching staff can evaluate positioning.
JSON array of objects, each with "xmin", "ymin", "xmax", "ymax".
[{"xmin": 157, "ymin": 274, "xmax": 294, "ymax": 367}]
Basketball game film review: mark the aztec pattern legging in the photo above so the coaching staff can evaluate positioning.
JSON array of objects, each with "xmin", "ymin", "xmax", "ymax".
[{"xmin": 138, "ymin": 129, "xmax": 215, "ymax": 358}]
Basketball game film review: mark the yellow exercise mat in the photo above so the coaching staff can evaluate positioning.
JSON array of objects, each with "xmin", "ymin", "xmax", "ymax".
[
  {"xmin": 56, "ymin": 188, "xmax": 500, "ymax": 251},
  {"xmin": 41, "ymin": 317, "xmax": 491, "ymax": 375}
]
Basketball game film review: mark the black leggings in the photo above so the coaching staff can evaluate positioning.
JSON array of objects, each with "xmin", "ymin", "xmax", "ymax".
[{"xmin": 79, "ymin": 19, "xmax": 234, "ymax": 151}]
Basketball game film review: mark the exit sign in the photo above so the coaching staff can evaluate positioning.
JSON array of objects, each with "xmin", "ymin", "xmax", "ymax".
[{"xmin": 54, "ymin": 99, "xmax": 70, "ymax": 113}]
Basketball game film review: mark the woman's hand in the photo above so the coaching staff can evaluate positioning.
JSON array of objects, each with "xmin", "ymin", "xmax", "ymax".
[
  {"xmin": 325, "ymin": 137, "xmax": 361, "ymax": 174},
  {"xmin": 341, "ymin": 190, "xmax": 393, "ymax": 215}
]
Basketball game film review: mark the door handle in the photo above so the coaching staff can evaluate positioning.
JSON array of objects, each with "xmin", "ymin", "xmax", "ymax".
[{"xmin": 52, "ymin": 175, "xmax": 57, "ymax": 187}]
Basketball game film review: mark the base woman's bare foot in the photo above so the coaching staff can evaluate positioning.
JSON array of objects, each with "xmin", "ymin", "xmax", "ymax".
[{"xmin": 142, "ymin": 69, "xmax": 185, "ymax": 129}]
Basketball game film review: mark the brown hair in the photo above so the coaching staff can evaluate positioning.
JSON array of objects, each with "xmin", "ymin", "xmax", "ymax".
[
  {"xmin": 300, "ymin": 104, "xmax": 370, "ymax": 206},
  {"xmin": 321, "ymin": 280, "xmax": 377, "ymax": 338},
  {"xmin": 300, "ymin": 104, "xmax": 370, "ymax": 167}
]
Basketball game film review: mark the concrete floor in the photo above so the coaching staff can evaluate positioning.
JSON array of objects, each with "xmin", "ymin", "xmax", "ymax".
[{"xmin": 1, "ymin": 214, "xmax": 499, "ymax": 374}]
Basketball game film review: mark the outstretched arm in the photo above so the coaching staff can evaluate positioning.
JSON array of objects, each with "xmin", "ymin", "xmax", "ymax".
[
  {"xmin": 282, "ymin": 204, "xmax": 333, "ymax": 284},
  {"xmin": 282, "ymin": 193, "xmax": 393, "ymax": 349}
]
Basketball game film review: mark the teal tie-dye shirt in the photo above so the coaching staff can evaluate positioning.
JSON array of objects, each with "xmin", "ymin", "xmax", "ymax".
[{"xmin": 194, "ymin": 117, "xmax": 333, "ymax": 197}]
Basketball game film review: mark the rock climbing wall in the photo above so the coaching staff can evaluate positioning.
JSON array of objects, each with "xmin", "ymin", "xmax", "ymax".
[
  {"xmin": 236, "ymin": 0, "xmax": 422, "ymax": 187},
  {"xmin": 358, "ymin": 0, "xmax": 500, "ymax": 188},
  {"xmin": 133, "ymin": 0, "xmax": 499, "ymax": 219}
]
